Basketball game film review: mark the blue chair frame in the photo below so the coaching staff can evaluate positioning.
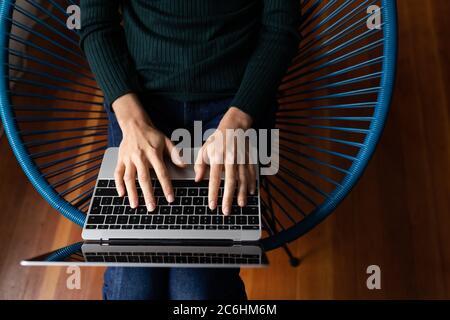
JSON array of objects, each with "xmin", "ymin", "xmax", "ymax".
[{"xmin": 0, "ymin": 0, "xmax": 397, "ymax": 259}]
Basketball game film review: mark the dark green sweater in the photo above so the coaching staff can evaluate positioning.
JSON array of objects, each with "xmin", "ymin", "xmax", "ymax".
[{"xmin": 79, "ymin": 0, "xmax": 301, "ymax": 120}]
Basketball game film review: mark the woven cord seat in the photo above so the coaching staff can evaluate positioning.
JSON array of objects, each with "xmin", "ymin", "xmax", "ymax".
[{"xmin": 0, "ymin": 0, "xmax": 397, "ymax": 264}]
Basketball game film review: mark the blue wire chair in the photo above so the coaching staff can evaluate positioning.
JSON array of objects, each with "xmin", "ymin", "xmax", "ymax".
[{"xmin": 0, "ymin": 0, "xmax": 397, "ymax": 265}]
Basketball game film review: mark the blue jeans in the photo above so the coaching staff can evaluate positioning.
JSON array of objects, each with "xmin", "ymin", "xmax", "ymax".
[{"xmin": 103, "ymin": 95, "xmax": 247, "ymax": 300}]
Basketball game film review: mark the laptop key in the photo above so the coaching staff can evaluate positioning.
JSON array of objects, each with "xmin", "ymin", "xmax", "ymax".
[
  {"xmin": 176, "ymin": 188, "xmax": 187, "ymax": 196},
  {"xmin": 169, "ymin": 225, "xmax": 181, "ymax": 230},
  {"xmin": 121, "ymin": 225, "xmax": 132, "ymax": 229},
  {"xmin": 231, "ymin": 206, "xmax": 241, "ymax": 215},
  {"xmin": 95, "ymin": 188, "xmax": 118, "ymax": 196},
  {"xmin": 182, "ymin": 225, "xmax": 193, "ymax": 229},
  {"xmin": 242, "ymin": 207, "xmax": 258, "ymax": 215},
  {"xmin": 101, "ymin": 197, "xmax": 112, "ymax": 205},
  {"xmin": 218, "ymin": 225, "xmax": 229, "ymax": 230},
  {"xmin": 153, "ymin": 216, "xmax": 164, "ymax": 224},
  {"xmin": 137, "ymin": 206, "xmax": 147, "ymax": 214},
  {"xmin": 86, "ymin": 225, "xmax": 97, "ymax": 229},
  {"xmin": 87, "ymin": 215, "xmax": 105, "ymax": 224},
  {"xmin": 113, "ymin": 206, "xmax": 124, "ymax": 214},
  {"xmin": 129, "ymin": 216, "xmax": 140, "ymax": 224},
  {"xmin": 158, "ymin": 225, "xmax": 169, "ymax": 229},
  {"xmin": 117, "ymin": 216, "xmax": 128, "ymax": 224},
  {"xmin": 248, "ymin": 216, "xmax": 259, "ymax": 225},
  {"xmin": 248, "ymin": 196, "xmax": 258, "ymax": 205},
  {"xmin": 188, "ymin": 216, "xmax": 199, "ymax": 224},
  {"xmin": 141, "ymin": 216, "xmax": 152, "ymax": 224},
  {"xmin": 110, "ymin": 225, "xmax": 121, "ymax": 229},
  {"xmin": 236, "ymin": 216, "xmax": 247, "ymax": 225},
  {"xmin": 98, "ymin": 225, "xmax": 109, "ymax": 229},
  {"xmin": 230, "ymin": 225, "xmax": 241, "ymax": 230},
  {"xmin": 165, "ymin": 216, "xmax": 176, "ymax": 224},
  {"xmin": 199, "ymin": 188, "xmax": 208, "ymax": 196},
  {"xmin": 159, "ymin": 197, "xmax": 168, "ymax": 205},
  {"xmin": 125, "ymin": 206, "xmax": 136, "ymax": 215},
  {"xmin": 171, "ymin": 206, "xmax": 182, "ymax": 215},
  {"xmin": 108, "ymin": 180, "xmax": 116, "ymax": 188},
  {"xmin": 92, "ymin": 197, "xmax": 102, "ymax": 206},
  {"xmin": 105, "ymin": 216, "xmax": 117, "ymax": 224},
  {"xmin": 90, "ymin": 205, "xmax": 102, "ymax": 214},
  {"xmin": 195, "ymin": 207, "xmax": 206, "ymax": 215},
  {"xmin": 101, "ymin": 206, "xmax": 113, "ymax": 215},
  {"xmin": 97, "ymin": 180, "xmax": 108, "ymax": 187},
  {"xmin": 212, "ymin": 216, "xmax": 223, "ymax": 224},
  {"xmin": 193, "ymin": 197, "xmax": 203, "ymax": 205},
  {"xmin": 112, "ymin": 197, "xmax": 123, "ymax": 205},
  {"xmin": 193, "ymin": 225, "xmax": 205, "ymax": 230},
  {"xmin": 160, "ymin": 206, "xmax": 171, "ymax": 214},
  {"xmin": 206, "ymin": 225, "xmax": 217, "ymax": 230},
  {"xmin": 181, "ymin": 197, "xmax": 192, "ymax": 205},
  {"xmin": 176, "ymin": 216, "xmax": 187, "ymax": 224},
  {"xmin": 200, "ymin": 216, "xmax": 211, "ymax": 224},
  {"xmin": 224, "ymin": 216, "xmax": 235, "ymax": 224},
  {"xmin": 133, "ymin": 225, "xmax": 145, "ymax": 229},
  {"xmin": 188, "ymin": 189, "xmax": 198, "ymax": 196},
  {"xmin": 243, "ymin": 226, "xmax": 259, "ymax": 230},
  {"xmin": 183, "ymin": 206, "xmax": 194, "ymax": 215}
]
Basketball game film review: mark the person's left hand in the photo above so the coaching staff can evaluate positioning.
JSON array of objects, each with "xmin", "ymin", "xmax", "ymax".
[{"xmin": 194, "ymin": 107, "xmax": 257, "ymax": 215}]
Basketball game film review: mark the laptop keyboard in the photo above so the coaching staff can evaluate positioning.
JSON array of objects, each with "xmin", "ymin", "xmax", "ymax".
[
  {"xmin": 85, "ymin": 179, "xmax": 260, "ymax": 231},
  {"xmin": 84, "ymin": 251, "xmax": 261, "ymax": 265}
]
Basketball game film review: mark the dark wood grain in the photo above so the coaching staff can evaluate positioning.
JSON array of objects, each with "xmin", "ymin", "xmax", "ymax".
[{"xmin": 0, "ymin": 0, "xmax": 449, "ymax": 299}]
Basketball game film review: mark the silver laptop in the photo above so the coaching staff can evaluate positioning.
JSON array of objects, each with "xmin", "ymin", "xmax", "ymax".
[
  {"xmin": 82, "ymin": 148, "xmax": 262, "ymax": 242},
  {"xmin": 21, "ymin": 241, "xmax": 268, "ymax": 268}
]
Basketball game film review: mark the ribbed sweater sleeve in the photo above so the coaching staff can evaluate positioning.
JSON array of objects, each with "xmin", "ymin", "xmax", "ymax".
[
  {"xmin": 231, "ymin": 0, "xmax": 302, "ymax": 121},
  {"xmin": 79, "ymin": 0, "xmax": 141, "ymax": 108}
]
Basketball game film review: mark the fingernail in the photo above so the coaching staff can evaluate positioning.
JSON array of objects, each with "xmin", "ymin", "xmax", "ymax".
[
  {"xmin": 209, "ymin": 201, "xmax": 216, "ymax": 210},
  {"xmin": 168, "ymin": 194, "xmax": 174, "ymax": 203},
  {"xmin": 250, "ymin": 189, "xmax": 255, "ymax": 195},
  {"xmin": 147, "ymin": 203, "xmax": 155, "ymax": 212},
  {"xmin": 238, "ymin": 199, "xmax": 245, "ymax": 207},
  {"xmin": 223, "ymin": 206, "xmax": 230, "ymax": 215}
]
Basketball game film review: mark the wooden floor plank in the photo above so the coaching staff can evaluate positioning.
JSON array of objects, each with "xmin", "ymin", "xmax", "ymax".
[{"xmin": 0, "ymin": 0, "xmax": 449, "ymax": 299}]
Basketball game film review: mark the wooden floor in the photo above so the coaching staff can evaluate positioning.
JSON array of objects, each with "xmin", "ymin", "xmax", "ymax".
[{"xmin": 1, "ymin": 0, "xmax": 449, "ymax": 299}]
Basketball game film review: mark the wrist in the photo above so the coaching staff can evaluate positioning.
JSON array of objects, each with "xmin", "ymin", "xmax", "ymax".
[
  {"xmin": 222, "ymin": 107, "xmax": 253, "ymax": 130},
  {"xmin": 112, "ymin": 93, "xmax": 154, "ymax": 130}
]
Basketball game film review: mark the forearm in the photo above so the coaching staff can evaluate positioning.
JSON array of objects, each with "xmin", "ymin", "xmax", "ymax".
[
  {"xmin": 79, "ymin": 0, "xmax": 140, "ymax": 107},
  {"xmin": 231, "ymin": 0, "xmax": 302, "ymax": 121}
]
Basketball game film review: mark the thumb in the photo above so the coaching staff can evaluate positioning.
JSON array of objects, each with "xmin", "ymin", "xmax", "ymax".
[{"xmin": 165, "ymin": 137, "xmax": 186, "ymax": 168}]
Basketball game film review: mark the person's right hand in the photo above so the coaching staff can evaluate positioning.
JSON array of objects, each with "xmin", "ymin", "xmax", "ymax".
[{"xmin": 112, "ymin": 93, "xmax": 185, "ymax": 212}]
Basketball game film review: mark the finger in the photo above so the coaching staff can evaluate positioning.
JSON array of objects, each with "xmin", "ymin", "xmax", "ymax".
[
  {"xmin": 222, "ymin": 164, "xmax": 236, "ymax": 215},
  {"xmin": 237, "ymin": 164, "xmax": 247, "ymax": 207},
  {"xmin": 248, "ymin": 163, "xmax": 257, "ymax": 195},
  {"xmin": 135, "ymin": 158, "xmax": 156, "ymax": 212},
  {"xmin": 208, "ymin": 162, "xmax": 222, "ymax": 210},
  {"xmin": 114, "ymin": 160, "xmax": 126, "ymax": 197},
  {"xmin": 148, "ymin": 153, "xmax": 174, "ymax": 203},
  {"xmin": 123, "ymin": 162, "xmax": 138, "ymax": 208},
  {"xmin": 194, "ymin": 146, "xmax": 207, "ymax": 182},
  {"xmin": 165, "ymin": 137, "xmax": 186, "ymax": 168}
]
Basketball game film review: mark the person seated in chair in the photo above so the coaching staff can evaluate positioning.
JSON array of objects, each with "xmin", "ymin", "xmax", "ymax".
[{"xmin": 79, "ymin": 0, "xmax": 301, "ymax": 300}]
